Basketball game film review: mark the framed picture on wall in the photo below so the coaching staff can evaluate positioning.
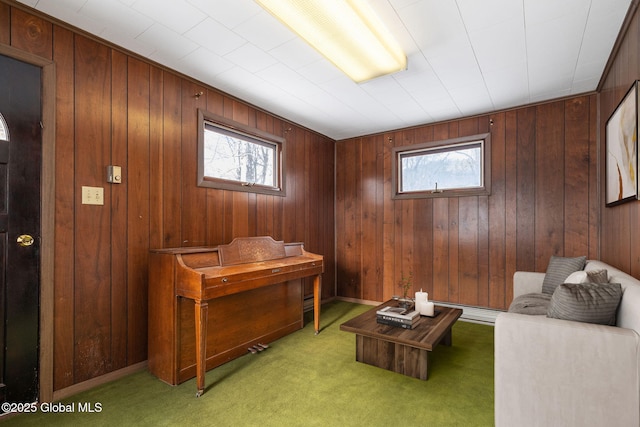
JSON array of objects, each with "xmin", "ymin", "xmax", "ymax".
[{"xmin": 606, "ymin": 80, "xmax": 639, "ymax": 207}]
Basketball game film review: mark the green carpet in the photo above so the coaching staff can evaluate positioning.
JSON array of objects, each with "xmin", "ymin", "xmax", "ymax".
[{"xmin": 2, "ymin": 301, "xmax": 494, "ymax": 426}]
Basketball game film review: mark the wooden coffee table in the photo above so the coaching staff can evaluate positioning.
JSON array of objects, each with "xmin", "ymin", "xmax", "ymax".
[{"xmin": 340, "ymin": 300, "xmax": 462, "ymax": 380}]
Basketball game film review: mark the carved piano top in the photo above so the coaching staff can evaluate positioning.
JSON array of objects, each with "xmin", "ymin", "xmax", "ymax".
[{"xmin": 151, "ymin": 236, "xmax": 324, "ymax": 301}]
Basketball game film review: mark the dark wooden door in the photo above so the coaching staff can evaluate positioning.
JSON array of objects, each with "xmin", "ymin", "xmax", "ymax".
[{"xmin": 0, "ymin": 54, "xmax": 41, "ymax": 408}]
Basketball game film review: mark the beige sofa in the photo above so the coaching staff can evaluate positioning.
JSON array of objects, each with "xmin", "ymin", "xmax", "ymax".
[{"xmin": 495, "ymin": 260, "xmax": 640, "ymax": 427}]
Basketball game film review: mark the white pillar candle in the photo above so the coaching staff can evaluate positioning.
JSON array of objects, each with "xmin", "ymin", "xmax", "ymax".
[
  {"xmin": 415, "ymin": 290, "xmax": 428, "ymax": 313},
  {"xmin": 420, "ymin": 301, "xmax": 435, "ymax": 317}
]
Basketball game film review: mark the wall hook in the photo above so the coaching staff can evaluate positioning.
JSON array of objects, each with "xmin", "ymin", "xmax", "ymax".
[{"xmin": 194, "ymin": 91, "xmax": 203, "ymax": 99}]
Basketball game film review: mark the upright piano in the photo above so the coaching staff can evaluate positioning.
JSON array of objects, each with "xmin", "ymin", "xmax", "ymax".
[{"xmin": 148, "ymin": 236, "xmax": 323, "ymax": 396}]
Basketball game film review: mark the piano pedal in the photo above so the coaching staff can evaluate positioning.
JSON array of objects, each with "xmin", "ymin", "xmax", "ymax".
[
  {"xmin": 252, "ymin": 345, "xmax": 264, "ymax": 352},
  {"xmin": 257, "ymin": 343, "xmax": 269, "ymax": 350},
  {"xmin": 248, "ymin": 347, "xmax": 258, "ymax": 354}
]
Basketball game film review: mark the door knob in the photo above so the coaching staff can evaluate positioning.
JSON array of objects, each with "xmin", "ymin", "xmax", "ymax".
[{"xmin": 17, "ymin": 234, "xmax": 34, "ymax": 247}]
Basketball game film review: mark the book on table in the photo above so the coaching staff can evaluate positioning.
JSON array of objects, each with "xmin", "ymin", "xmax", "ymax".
[
  {"xmin": 376, "ymin": 306, "xmax": 419, "ymax": 320},
  {"xmin": 376, "ymin": 316, "xmax": 417, "ymax": 329},
  {"xmin": 376, "ymin": 306, "xmax": 420, "ymax": 329}
]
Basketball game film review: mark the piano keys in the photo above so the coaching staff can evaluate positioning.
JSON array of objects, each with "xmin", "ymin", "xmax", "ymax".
[{"xmin": 148, "ymin": 237, "xmax": 323, "ymax": 396}]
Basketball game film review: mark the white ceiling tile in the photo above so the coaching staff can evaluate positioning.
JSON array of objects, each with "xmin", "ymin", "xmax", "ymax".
[
  {"xmin": 233, "ymin": 10, "xmax": 296, "ymax": 51},
  {"xmin": 211, "ymin": 66, "xmax": 270, "ymax": 98},
  {"xmin": 526, "ymin": 19, "xmax": 586, "ymax": 59},
  {"xmin": 527, "ymin": 47, "xmax": 575, "ymax": 80},
  {"xmin": 81, "ymin": 0, "xmax": 153, "ymax": 38},
  {"xmin": 530, "ymin": 89, "xmax": 571, "ymax": 104},
  {"xmin": 31, "ymin": 0, "xmax": 85, "ymax": 11},
  {"xmin": 257, "ymin": 64, "xmax": 319, "ymax": 97},
  {"xmin": 302, "ymin": 90, "xmax": 344, "ymax": 111},
  {"xmin": 576, "ymin": 1, "xmax": 631, "ymax": 67},
  {"xmin": 216, "ymin": 65, "xmax": 264, "ymax": 85},
  {"xmin": 247, "ymin": 89, "xmax": 337, "ymax": 131},
  {"xmin": 529, "ymin": 72, "xmax": 574, "ymax": 97},
  {"xmin": 457, "ymin": 0, "xmax": 523, "ymax": 31},
  {"xmin": 268, "ymin": 38, "xmax": 324, "ymax": 71},
  {"xmin": 469, "ymin": 20, "xmax": 526, "ymax": 74},
  {"xmin": 573, "ymin": 57, "xmax": 606, "ymax": 83},
  {"xmin": 398, "ymin": 1, "xmax": 484, "ymax": 90},
  {"xmin": 33, "ymin": 0, "xmax": 106, "ymax": 35},
  {"xmin": 429, "ymin": 48, "xmax": 483, "ymax": 89},
  {"xmin": 576, "ymin": 28, "xmax": 617, "ymax": 67},
  {"xmin": 333, "ymin": 96, "xmax": 392, "ymax": 124},
  {"xmin": 213, "ymin": 77, "xmax": 284, "ymax": 108},
  {"xmin": 223, "ymin": 43, "xmax": 278, "ymax": 73},
  {"xmin": 526, "ymin": 22, "xmax": 584, "ymax": 81},
  {"xmin": 424, "ymin": 97, "xmax": 462, "ymax": 121},
  {"xmin": 186, "ymin": 0, "xmax": 262, "ymax": 29},
  {"xmin": 184, "ymin": 18, "xmax": 246, "ymax": 56},
  {"xmin": 448, "ymin": 82, "xmax": 493, "ymax": 114},
  {"xmin": 132, "ymin": 0, "xmax": 206, "ymax": 34},
  {"xmin": 297, "ymin": 59, "xmax": 345, "ymax": 84},
  {"xmin": 405, "ymin": 1, "xmax": 466, "ymax": 55},
  {"xmin": 318, "ymin": 78, "xmax": 371, "ymax": 110},
  {"xmin": 385, "ymin": 98, "xmax": 430, "ymax": 124},
  {"xmin": 138, "ymin": 24, "xmax": 199, "ymax": 63},
  {"xmin": 484, "ymin": 64, "xmax": 530, "ymax": 108},
  {"xmin": 179, "ymin": 47, "xmax": 234, "ymax": 82},
  {"xmin": 389, "ymin": 0, "xmax": 423, "ymax": 10},
  {"xmin": 409, "ymin": 84, "xmax": 453, "ymax": 109},
  {"xmin": 361, "ymin": 77, "xmax": 415, "ymax": 105},
  {"xmin": 589, "ymin": 0, "xmax": 632, "ymax": 26},
  {"xmin": 15, "ymin": 0, "xmax": 38, "ymax": 7},
  {"xmin": 100, "ymin": 27, "xmax": 156, "ymax": 57},
  {"xmin": 570, "ymin": 77, "xmax": 600, "ymax": 95},
  {"xmin": 524, "ymin": 0, "xmax": 591, "ymax": 26}
]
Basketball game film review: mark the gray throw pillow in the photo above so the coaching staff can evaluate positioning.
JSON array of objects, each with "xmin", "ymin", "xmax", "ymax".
[
  {"xmin": 547, "ymin": 282, "xmax": 622, "ymax": 325},
  {"xmin": 586, "ymin": 269, "xmax": 608, "ymax": 284},
  {"xmin": 541, "ymin": 255, "xmax": 587, "ymax": 294},
  {"xmin": 508, "ymin": 293, "xmax": 552, "ymax": 315}
]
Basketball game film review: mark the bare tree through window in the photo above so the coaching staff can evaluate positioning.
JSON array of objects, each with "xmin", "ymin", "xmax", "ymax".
[
  {"xmin": 392, "ymin": 133, "xmax": 490, "ymax": 199},
  {"xmin": 203, "ymin": 123, "xmax": 276, "ymax": 187},
  {"xmin": 401, "ymin": 143, "xmax": 482, "ymax": 192},
  {"xmin": 197, "ymin": 110, "xmax": 285, "ymax": 196}
]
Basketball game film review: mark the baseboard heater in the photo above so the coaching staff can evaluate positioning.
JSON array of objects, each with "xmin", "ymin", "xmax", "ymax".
[
  {"xmin": 433, "ymin": 302, "xmax": 500, "ymax": 325},
  {"xmin": 303, "ymin": 295, "xmax": 315, "ymax": 312}
]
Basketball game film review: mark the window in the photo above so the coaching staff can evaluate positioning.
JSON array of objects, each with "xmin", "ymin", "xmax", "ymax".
[
  {"xmin": 0, "ymin": 113, "xmax": 8, "ymax": 141},
  {"xmin": 197, "ymin": 110, "xmax": 285, "ymax": 196},
  {"xmin": 392, "ymin": 133, "xmax": 491, "ymax": 199}
]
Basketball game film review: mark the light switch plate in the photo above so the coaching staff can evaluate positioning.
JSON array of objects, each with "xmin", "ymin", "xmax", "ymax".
[{"xmin": 82, "ymin": 186, "xmax": 104, "ymax": 205}]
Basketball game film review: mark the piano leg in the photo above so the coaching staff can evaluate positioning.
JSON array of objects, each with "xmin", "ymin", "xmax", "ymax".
[
  {"xmin": 194, "ymin": 300, "xmax": 209, "ymax": 397},
  {"xmin": 313, "ymin": 274, "xmax": 322, "ymax": 335}
]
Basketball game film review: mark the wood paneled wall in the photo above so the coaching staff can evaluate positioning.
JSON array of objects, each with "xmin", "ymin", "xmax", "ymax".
[
  {"xmin": 0, "ymin": 2, "xmax": 335, "ymax": 391},
  {"xmin": 599, "ymin": 1, "xmax": 640, "ymax": 278},
  {"xmin": 336, "ymin": 96, "xmax": 599, "ymax": 310}
]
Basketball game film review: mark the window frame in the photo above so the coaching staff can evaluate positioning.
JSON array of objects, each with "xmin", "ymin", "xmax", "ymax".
[
  {"xmin": 197, "ymin": 109, "xmax": 286, "ymax": 196},
  {"xmin": 391, "ymin": 132, "xmax": 491, "ymax": 199}
]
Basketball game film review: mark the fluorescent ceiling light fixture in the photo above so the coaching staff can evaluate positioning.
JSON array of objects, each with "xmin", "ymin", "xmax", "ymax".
[{"xmin": 256, "ymin": 0, "xmax": 407, "ymax": 83}]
